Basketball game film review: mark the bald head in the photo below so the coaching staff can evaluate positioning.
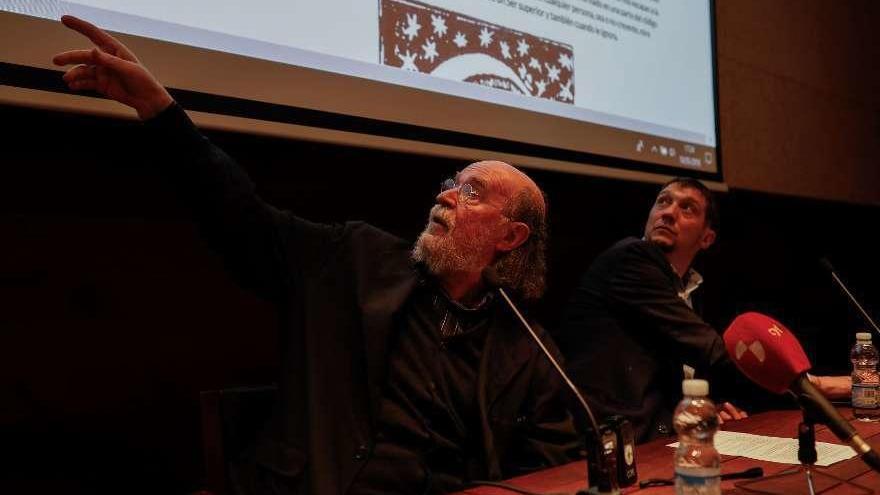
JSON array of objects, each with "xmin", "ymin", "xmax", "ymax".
[
  {"xmin": 462, "ymin": 160, "xmax": 548, "ymax": 300},
  {"xmin": 462, "ymin": 160, "xmax": 545, "ymax": 218}
]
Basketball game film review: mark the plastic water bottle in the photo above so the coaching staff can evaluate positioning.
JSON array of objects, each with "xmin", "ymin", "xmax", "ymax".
[
  {"xmin": 851, "ymin": 332, "xmax": 880, "ymax": 422},
  {"xmin": 673, "ymin": 379, "xmax": 720, "ymax": 495}
]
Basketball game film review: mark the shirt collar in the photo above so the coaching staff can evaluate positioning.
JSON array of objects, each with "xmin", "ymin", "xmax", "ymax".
[
  {"xmin": 641, "ymin": 236, "xmax": 704, "ymax": 305},
  {"xmin": 416, "ymin": 264, "xmax": 495, "ymax": 311},
  {"xmin": 677, "ymin": 267, "xmax": 703, "ymax": 308},
  {"xmin": 437, "ymin": 284, "xmax": 495, "ymax": 312}
]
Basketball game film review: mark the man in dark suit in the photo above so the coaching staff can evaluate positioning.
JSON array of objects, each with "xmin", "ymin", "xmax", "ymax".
[
  {"xmin": 558, "ymin": 177, "xmax": 849, "ymax": 443},
  {"xmin": 54, "ymin": 16, "xmax": 579, "ymax": 495},
  {"xmin": 558, "ymin": 177, "xmax": 736, "ymax": 443}
]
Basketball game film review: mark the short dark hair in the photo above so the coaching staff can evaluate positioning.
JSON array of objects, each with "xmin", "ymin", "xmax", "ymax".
[{"xmin": 661, "ymin": 177, "xmax": 720, "ymax": 233}]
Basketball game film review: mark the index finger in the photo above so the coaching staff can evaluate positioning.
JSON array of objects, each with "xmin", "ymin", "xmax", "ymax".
[
  {"xmin": 53, "ymin": 48, "xmax": 99, "ymax": 67},
  {"xmin": 61, "ymin": 15, "xmax": 121, "ymax": 53}
]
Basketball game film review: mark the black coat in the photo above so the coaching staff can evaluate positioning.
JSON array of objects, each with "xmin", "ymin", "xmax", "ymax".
[
  {"xmin": 557, "ymin": 237, "xmax": 736, "ymax": 443},
  {"xmin": 148, "ymin": 104, "xmax": 579, "ymax": 494}
]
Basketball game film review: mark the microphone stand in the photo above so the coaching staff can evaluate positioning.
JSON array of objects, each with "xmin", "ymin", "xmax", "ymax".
[
  {"xmin": 821, "ymin": 258, "xmax": 880, "ymax": 339},
  {"xmin": 492, "ymin": 284, "xmax": 620, "ymax": 495},
  {"xmin": 735, "ymin": 403, "xmax": 873, "ymax": 495}
]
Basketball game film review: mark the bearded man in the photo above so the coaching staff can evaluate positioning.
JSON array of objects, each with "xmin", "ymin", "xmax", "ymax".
[{"xmin": 53, "ymin": 15, "xmax": 580, "ymax": 495}]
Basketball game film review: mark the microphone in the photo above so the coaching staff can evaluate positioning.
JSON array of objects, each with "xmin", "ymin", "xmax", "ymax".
[
  {"xmin": 723, "ymin": 312, "xmax": 880, "ymax": 472},
  {"xmin": 819, "ymin": 257, "xmax": 880, "ymax": 338},
  {"xmin": 482, "ymin": 268, "xmax": 624, "ymax": 494}
]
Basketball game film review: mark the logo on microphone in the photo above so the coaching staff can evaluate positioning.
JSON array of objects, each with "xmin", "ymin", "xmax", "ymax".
[
  {"xmin": 734, "ymin": 340, "xmax": 766, "ymax": 363},
  {"xmin": 724, "ymin": 312, "xmax": 814, "ymax": 394}
]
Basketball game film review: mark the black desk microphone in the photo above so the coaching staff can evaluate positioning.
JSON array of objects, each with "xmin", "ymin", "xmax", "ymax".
[{"xmin": 483, "ymin": 268, "xmax": 635, "ymax": 494}]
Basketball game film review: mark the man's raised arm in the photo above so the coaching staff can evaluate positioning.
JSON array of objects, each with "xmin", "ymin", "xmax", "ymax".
[
  {"xmin": 53, "ymin": 15, "xmax": 173, "ymax": 120},
  {"xmin": 51, "ymin": 15, "xmax": 340, "ymax": 301}
]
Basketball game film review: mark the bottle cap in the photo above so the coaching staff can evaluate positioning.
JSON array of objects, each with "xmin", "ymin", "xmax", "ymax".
[
  {"xmin": 856, "ymin": 332, "xmax": 872, "ymax": 341},
  {"xmin": 682, "ymin": 379, "xmax": 709, "ymax": 397}
]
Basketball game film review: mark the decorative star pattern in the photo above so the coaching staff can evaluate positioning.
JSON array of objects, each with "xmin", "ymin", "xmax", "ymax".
[
  {"xmin": 516, "ymin": 38, "xmax": 530, "ymax": 57},
  {"xmin": 422, "ymin": 39, "xmax": 438, "ymax": 62},
  {"xmin": 478, "ymin": 27, "xmax": 494, "ymax": 48},
  {"xmin": 431, "ymin": 14, "xmax": 447, "ymax": 37},
  {"xmin": 453, "ymin": 31, "xmax": 467, "ymax": 48},
  {"xmin": 402, "ymin": 13, "xmax": 421, "ymax": 41},
  {"xmin": 397, "ymin": 48, "xmax": 419, "ymax": 71},
  {"xmin": 380, "ymin": 0, "xmax": 575, "ymax": 104},
  {"xmin": 499, "ymin": 40, "xmax": 511, "ymax": 60}
]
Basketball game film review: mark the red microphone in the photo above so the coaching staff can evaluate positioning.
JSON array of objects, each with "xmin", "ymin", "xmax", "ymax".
[
  {"xmin": 723, "ymin": 312, "xmax": 811, "ymax": 394},
  {"xmin": 723, "ymin": 312, "xmax": 880, "ymax": 472}
]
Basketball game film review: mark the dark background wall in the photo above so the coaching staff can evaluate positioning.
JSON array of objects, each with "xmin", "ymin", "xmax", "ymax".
[
  {"xmin": 716, "ymin": 0, "xmax": 880, "ymax": 204},
  {"xmin": 2, "ymin": 2, "xmax": 880, "ymax": 493}
]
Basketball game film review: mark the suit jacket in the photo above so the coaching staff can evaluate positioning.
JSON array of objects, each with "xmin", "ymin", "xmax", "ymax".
[
  {"xmin": 147, "ymin": 104, "xmax": 578, "ymax": 494},
  {"xmin": 557, "ymin": 237, "xmax": 736, "ymax": 443}
]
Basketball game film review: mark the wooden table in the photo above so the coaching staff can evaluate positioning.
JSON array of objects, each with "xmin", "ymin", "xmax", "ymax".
[{"xmin": 455, "ymin": 408, "xmax": 880, "ymax": 494}]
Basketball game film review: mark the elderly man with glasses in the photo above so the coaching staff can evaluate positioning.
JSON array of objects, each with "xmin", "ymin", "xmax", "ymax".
[{"xmin": 53, "ymin": 16, "xmax": 580, "ymax": 495}]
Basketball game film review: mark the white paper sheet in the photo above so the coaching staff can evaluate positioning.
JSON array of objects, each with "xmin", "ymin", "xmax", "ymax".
[{"xmin": 667, "ymin": 430, "xmax": 857, "ymax": 467}]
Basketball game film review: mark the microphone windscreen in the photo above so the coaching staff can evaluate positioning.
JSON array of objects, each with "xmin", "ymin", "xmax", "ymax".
[
  {"xmin": 819, "ymin": 257, "xmax": 834, "ymax": 274},
  {"xmin": 723, "ymin": 312, "xmax": 812, "ymax": 394}
]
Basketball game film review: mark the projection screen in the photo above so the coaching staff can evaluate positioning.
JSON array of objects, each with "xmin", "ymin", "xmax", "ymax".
[{"xmin": 0, "ymin": 0, "xmax": 722, "ymax": 183}]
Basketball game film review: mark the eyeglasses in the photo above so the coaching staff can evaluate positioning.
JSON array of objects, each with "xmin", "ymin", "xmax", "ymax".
[{"xmin": 440, "ymin": 177, "xmax": 481, "ymax": 204}]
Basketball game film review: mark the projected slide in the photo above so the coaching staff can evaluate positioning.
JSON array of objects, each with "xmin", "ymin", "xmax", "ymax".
[{"xmin": 1, "ymin": 0, "xmax": 720, "ymax": 176}]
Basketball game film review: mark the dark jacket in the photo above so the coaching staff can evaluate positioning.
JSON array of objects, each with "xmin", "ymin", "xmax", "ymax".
[
  {"xmin": 147, "ymin": 104, "xmax": 579, "ymax": 494},
  {"xmin": 557, "ymin": 237, "xmax": 736, "ymax": 443}
]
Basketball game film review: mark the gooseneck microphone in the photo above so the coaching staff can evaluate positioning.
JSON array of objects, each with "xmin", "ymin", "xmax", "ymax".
[
  {"xmin": 723, "ymin": 312, "xmax": 880, "ymax": 472},
  {"xmin": 483, "ymin": 269, "xmax": 598, "ymax": 429},
  {"xmin": 482, "ymin": 268, "xmax": 621, "ymax": 495},
  {"xmin": 820, "ymin": 257, "xmax": 880, "ymax": 338}
]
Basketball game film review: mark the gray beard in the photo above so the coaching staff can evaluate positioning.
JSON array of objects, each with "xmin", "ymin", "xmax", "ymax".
[{"xmin": 412, "ymin": 229, "xmax": 485, "ymax": 276}]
